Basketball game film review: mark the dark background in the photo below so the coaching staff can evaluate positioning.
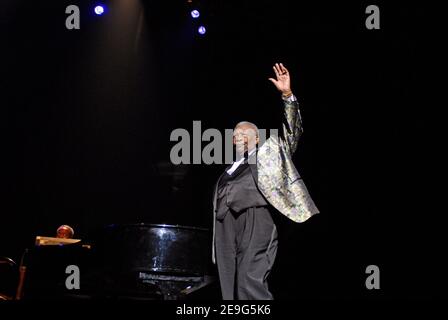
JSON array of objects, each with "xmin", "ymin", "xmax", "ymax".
[{"xmin": 1, "ymin": 0, "xmax": 440, "ymax": 299}]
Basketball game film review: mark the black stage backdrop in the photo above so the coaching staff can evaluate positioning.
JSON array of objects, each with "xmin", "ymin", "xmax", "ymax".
[{"xmin": 1, "ymin": 0, "xmax": 440, "ymax": 299}]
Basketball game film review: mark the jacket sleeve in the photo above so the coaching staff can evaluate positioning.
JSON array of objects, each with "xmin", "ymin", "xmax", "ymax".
[{"xmin": 281, "ymin": 97, "xmax": 303, "ymax": 154}]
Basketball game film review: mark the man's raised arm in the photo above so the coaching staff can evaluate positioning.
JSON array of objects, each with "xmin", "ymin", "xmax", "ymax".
[{"xmin": 268, "ymin": 63, "xmax": 303, "ymax": 154}]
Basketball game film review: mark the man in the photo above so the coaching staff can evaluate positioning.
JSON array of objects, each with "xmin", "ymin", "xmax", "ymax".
[
  {"xmin": 212, "ymin": 63, "xmax": 319, "ymax": 300},
  {"xmin": 56, "ymin": 225, "xmax": 75, "ymax": 239}
]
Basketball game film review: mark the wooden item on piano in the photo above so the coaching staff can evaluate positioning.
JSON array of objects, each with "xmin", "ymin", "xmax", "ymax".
[{"xmin": 35, "ymin": 236, "xmax": 81, "ymax": 246}]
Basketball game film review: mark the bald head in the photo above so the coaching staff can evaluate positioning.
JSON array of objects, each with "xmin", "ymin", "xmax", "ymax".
[{"xmin": 234, "ymin": 121, "xmax": 259, "ymax": 133}]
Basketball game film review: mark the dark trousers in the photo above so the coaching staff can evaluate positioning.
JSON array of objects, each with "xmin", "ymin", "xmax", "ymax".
[{"xmin": 215, "ymin": 206, "xmax": 278, "ymax": 300}]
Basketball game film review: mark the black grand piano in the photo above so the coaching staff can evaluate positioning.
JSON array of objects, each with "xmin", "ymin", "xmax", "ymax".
[{"xmin": 23, "ymin": 224, "xmax": 218, "ymax": 300}]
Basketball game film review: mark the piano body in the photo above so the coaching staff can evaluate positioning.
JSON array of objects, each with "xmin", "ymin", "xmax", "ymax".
[{"xmin": 23, "ymin": 224, "xmax": 217, "ymax": 300}]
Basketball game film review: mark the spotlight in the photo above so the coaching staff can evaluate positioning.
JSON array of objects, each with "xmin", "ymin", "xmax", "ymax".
[
  {"xmin": 191, "ymin": 10, "xmax": 200, "ymax": 18},
  {"xmin": 198, "ymin": 26, "xmax": 206, "ymax": 35},
  {"xmin": 94, "ymin": 5, "xmax": 105, "ymax": 15}
]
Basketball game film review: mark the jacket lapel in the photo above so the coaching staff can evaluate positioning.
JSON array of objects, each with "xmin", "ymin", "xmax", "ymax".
[{"xmin": 248, "ymin": 150, "xmax": 258, "ymax": 184}]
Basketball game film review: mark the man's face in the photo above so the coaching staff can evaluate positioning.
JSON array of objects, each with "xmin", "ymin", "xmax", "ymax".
[{"xmin": 233, "ymin": 124, "xmax": 259, "ymax": 155}]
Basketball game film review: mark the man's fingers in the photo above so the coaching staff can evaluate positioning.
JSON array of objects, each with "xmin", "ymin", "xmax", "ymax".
[
  {"xmin": 276, "ymin": 63, "xmax": 283, "ymax": 76},
  {"xmin": 268, "ymin": 78, "xmax": 277, "ymax": 84},
  {"xmin": 273, "ymin": 65, "xmax": 280, "ymax": 78},
  {"xmin": 279, "ymin": 63, "xmax": 288, "ymax": 74}
]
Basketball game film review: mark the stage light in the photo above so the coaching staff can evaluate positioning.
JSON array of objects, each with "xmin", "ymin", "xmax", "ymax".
[
  {"xmin": 191, "ymin": 10, "xmax": 200, "ymax": 18},
  {"xmin": 94, "ymin": 5, "xmax": 105, "ymax": 15},
  {"xmin": 198, "ymin": 26, "xmax": 206, "ymax": 35}
]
